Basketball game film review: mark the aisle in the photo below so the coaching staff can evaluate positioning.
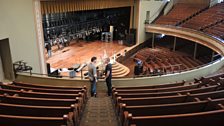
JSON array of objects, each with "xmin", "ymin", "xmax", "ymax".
[{"xmin": 80, "ymin": 88, "xmax": 118, "ymax": 126}]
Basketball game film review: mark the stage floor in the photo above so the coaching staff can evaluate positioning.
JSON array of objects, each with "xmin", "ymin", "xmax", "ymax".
[{"xmin": 46, "ymin": 40, "xmax": 127, "ymax": 70}]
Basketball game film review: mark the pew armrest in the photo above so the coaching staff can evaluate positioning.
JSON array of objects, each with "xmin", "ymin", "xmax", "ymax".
[{"xmin": 67, "ymin": 112, "xmax": 74, "ymax": 126}]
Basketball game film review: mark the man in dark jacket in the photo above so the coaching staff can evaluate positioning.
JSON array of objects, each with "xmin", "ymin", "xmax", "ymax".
[{"xmin": 104, "ymin": 58, "xmax": 112, "ymax": 96}]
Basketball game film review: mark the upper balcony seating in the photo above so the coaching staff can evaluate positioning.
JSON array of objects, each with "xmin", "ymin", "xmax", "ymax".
[
  {"xmin": 203, "ymin": 22, "xmax": 224, "ymax": 40},
  {"xmin": 155, "ymin": 3, "xmax": 206, "ymax": 26},
  {"xmin": 180, "ymin": 3, "xmax": 224, "ymax": 40},
  {"xmin": 154, "ymin": 3, "xmax": 224, "ymax": 40}
]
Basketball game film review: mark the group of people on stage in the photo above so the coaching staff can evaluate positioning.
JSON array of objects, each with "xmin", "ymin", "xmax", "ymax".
[
  {"xmin": 45, "ymin": 34, "xmax": 71, "ymax": 58},
  {"xmin": 88, "ymin": 56, "xmax": 112, "ymax": 97}
]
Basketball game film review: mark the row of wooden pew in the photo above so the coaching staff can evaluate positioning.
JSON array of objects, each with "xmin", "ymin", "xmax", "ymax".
[
  {"xmin": 112, "ymin": 72, "xmax": 224, "ymax": 126},
  {"xmin": 155, "ymin": 3, "xmax": 206, "ymax": 25},
  {"xmin": 155, "ymin": 2, "xmax": 224, "ymax": 40},
  {"xmin": 180, "ymin": 2, "xmax": 223, "ymax": 40},
  {"xmin": 181, "ymin": 2, "xmax": 224, "ymax": 31},
  {"xmin": 0, "ymin": 81, "xmax": 87, "ymax": 126},
  {"xmin": 203, "ymin": 21, "xmax": 224, "ymax": 39},
  {"xmin": 134, "ymin": 47, "xmax": 202, "ymax": 74}
]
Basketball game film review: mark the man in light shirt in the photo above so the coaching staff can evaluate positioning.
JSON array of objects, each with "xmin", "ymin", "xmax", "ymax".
[{"xmin": 88, "ymin": 57, "xmax": 98, "ymax": 97}]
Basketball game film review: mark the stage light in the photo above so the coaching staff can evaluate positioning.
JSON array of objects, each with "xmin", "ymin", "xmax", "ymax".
[{"xmin": 161, "ymin": 34, "xmax": 165, "ymax": 38}]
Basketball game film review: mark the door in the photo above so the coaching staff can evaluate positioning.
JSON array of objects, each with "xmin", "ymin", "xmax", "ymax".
[
  {"xmin": 0, "ymin": 38, "xmax": 14, "ymax": 81},
  {"xmin": 0, "ymin": 54, "xmax": 4, "ymax": 81}
]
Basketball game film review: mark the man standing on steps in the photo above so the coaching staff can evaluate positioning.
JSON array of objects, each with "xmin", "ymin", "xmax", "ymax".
[
  {"xmin": 104, "ymin": 57, "xmax": 112, "ymax": 96},
  {"xmin": 88, "ymin": 57, "xmax": 98, "ymax": 97}
]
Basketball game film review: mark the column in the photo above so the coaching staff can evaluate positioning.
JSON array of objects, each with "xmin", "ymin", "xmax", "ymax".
[
  {"xmin": 193, "ymin": 43, "xmax": 198, "ymax": 59},
  {"xmin": 130, "ymin": 6, "xmax": 134, "ymax": 29},
  {"xmin": 173, "ymin": 37, "xmax": 176, "ymax": 51},
  {"xmin": 152, "ymin": 33, "xmax": 155, "ymax": 48},
  {"xmin": 34, "ymin": 0, "xmax": 47, "ymax": 74},
  {"xmin": 211, "ymin": 51, "xmax": 215, "ymax": 62},
  {"xmin": 0, "ymin": 55, "xmax": 4, "ymax": 81}
]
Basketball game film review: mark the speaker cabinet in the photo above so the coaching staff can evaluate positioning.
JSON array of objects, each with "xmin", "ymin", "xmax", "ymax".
[
  {"xmin": 130, "ymin": 28, "xmax": 136, "ymax": 43},
  {"xmin": 46, "ymin": 63, "xmax": 51, "ymax": 75},
  {"xmin": 124, "ymin": 34, "xmax": 135, "ymax": 47}
]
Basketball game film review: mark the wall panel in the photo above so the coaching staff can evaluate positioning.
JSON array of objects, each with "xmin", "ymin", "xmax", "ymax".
[
  {"xmin": 0, "ymin": 0, "xmax": 42, "ymax": 74},
  {"xmin": 40, "ymin": 0, "xmax": 134, "ymax": 14},
  {"xmin": 174, "ymin": 0, "xmax": 210, "ymax": 5}
]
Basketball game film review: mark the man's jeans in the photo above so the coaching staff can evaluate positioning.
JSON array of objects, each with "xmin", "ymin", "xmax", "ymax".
[{"xmin": 90, "ymin": 80, "xmax": 96, "ymax": 95}]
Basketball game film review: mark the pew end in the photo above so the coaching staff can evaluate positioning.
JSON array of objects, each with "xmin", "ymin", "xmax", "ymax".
[
  {"xmin": 112, "ymin": 92, "xmax": 118, "ymax": 103},
  {"xmin": 123, "ymin": 111, "xmax": 132, "ymax": 126}
]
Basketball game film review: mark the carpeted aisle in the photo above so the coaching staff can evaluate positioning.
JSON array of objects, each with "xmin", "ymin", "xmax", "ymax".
[{"xmin": 80, "ymin": 85, "xmax": 118, "ymax": 126}]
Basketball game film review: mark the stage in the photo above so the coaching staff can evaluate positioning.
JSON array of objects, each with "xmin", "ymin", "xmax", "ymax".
[{"xmin": 46, "ymin": 40, "xmax": 129, "ymax": 76}]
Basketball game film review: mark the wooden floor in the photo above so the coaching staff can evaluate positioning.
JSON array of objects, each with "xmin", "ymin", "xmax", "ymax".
[{"xmin": 46, "ymin": 40, "xmax": 127, "ymax": 69}]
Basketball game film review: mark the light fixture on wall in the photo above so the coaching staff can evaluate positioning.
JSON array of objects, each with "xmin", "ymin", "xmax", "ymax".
[{"xmin": 218, "ymin": 0, "xmax": 223, "ymax": 3}]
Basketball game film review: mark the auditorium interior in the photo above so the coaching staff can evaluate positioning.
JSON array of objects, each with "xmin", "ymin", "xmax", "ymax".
[{"xmin": 0, "ymin": 0, "xmax": 224, "ymax": 125}]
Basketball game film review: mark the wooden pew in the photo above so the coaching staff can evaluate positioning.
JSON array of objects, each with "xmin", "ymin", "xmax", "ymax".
[
  {"xmin": 219, "ymin": 77, "xmax": 224, "ymax": 85},
  {"xmin": 155, "ymin": 3, "xmax": 206, "ymax": 26},
  {"xmin": 0, "ymin": 83, "xmax": 87, "ymax": 104},
  {"xmin": 112, "ymin": 81, "xmax": 185, "ymax": 90},
  {"xmin": 0, "ymin": 88, "xmax": 86, "ymax": 105},
  {"xmin": 13, "ymin": 81, "xmax": 86, "ymax": 90},
  {"xmin": 115, "ymin": 88, "xmax": 224, "ymax": 112},
  {"xmin": 0, "ymin": 114, "xmax": 70, "ymax": 126},
  {"xmin": 113, "ymin": 84, "xmax": 219, "ymax": 100},
  {"xmin": 120, "ymin": 98, "xmax": 224, "ymax": 125},
  {"xmin": 0, "ymin": 83, "xmax": 87, "ymax": 100},
  {"xmin": 0, "ymin": 93, "xmax": 80, "ymax": 107},
  {"xmin": 113, "ymin": 82, "xmax": 203, "ymax": 94},
  {"xmin": 0, "ymin": 103, "xmax": 77, "ymax": 126},
  {"xmin": 195, "ymin": 73, "xmax": 224, "ymax": 84},
  {"xmin": 125, "ymin": 109, "xmax": 224, "ymax": 126},
  {"xmin": 181, "ymin": 2, "xmax": 224, "ymax": 33},
  {"xmin": 0, "ymin": 94, "xmax": 85, "ymax": 119}
]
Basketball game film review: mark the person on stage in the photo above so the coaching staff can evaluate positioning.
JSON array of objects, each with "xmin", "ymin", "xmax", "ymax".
[
  {"xmin": 88, "ymin": 56, "xmax": 98, "ymax": 97},
  {"xmin": 104, "ymin": 57, "xmax": 112, "ymax": 96},
  {"xmin": 46, "ymin": 42, "xmax": 52, "ymax": 58}
]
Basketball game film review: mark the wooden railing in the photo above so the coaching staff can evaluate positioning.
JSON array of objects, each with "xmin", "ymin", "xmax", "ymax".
[{"xmin": 145, "ymin": 24, "xmax": 224, "ymax": 55}]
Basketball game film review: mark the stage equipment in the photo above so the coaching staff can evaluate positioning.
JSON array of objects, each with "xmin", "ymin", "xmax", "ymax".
[{"xmin": 101, "ymin": 32, "xmax": 112, "ymax": 42}]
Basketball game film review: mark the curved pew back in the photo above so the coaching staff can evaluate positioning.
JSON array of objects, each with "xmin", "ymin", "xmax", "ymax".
[
  {"xmin": 114, "ymin": 85, "xmax": 219, "ymax": 99},
  {"xmin": 0, "ymin": 88, "xmax": 82, "ymax": 99},
  {"xmin": 114, "ymin": 82, "xmax": 202, "ymax": 94},
  {"xmin": 0, "ymin": 94, "xmax": 78, "ymax": 106},
  {"xmin": 13, "ymin": 81, "xmax": 86, "ymax": 90},
  {"xmin": 0, "ymin": 103, "xmax": 77, "ymax": 126},
  {"xmin": 113, "ymin": 81, "xmax": 185, "ymax": 90},
  {"xmin": 0, "ymin": 114, "xmax": 69, "ymax": 126},
  {"xmin": 117, "ymin": 89, "xmax": 224, "ymax": 107},
  {"xmin": 127, "ymin": 109, "xmax": 224, "ymax": 126},
  {"xmin": 0, "ymin": 103, "xmax": 74, "ymax": 117},
  {"xmin": 121, "ymin": 98, "xmax": 224, "ymax": 125},
  {"xmin": 0, "ymin": 83, "xmax": 84, "ymax": 94}
]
